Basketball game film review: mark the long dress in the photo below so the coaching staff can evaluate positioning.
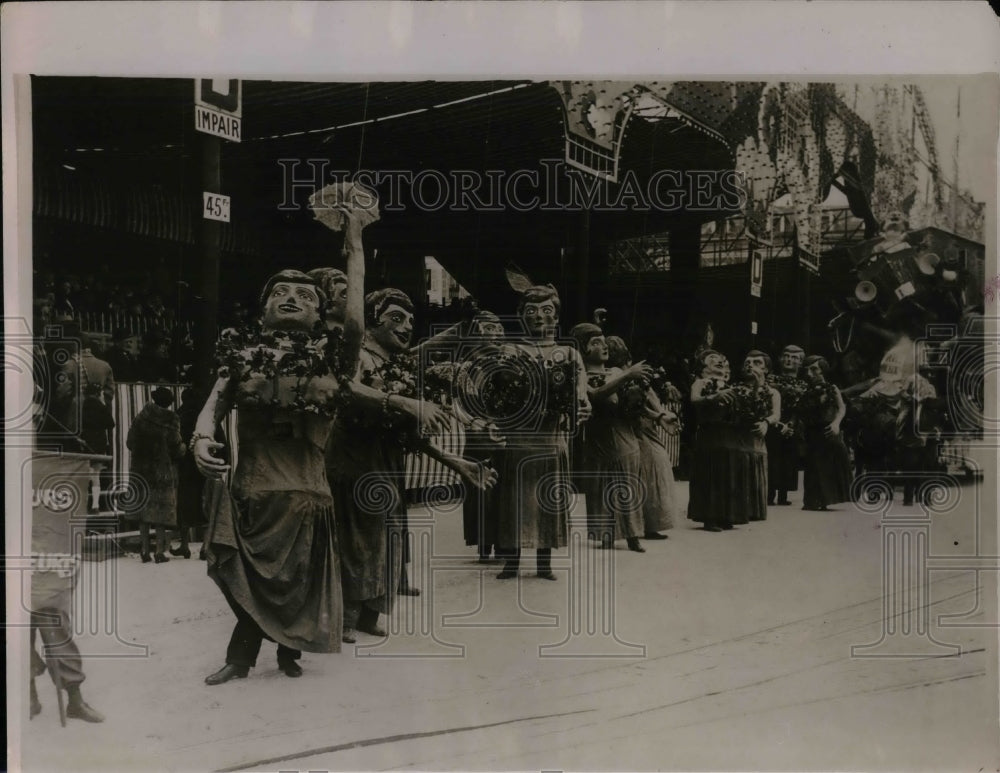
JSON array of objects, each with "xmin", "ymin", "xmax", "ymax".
[
  {"xmin": 687, "ymin": 388, "xmax": 768, "ymax": 527},
  {"xmin": 636, "ymin": 416, "xmax": 679, "ymax": 532},
  {"xmin": 766, "ymin": 375, "xmax": 807, "ymax": 496},
  {"xmin": 325, "ymin": 347, "xmax": 407, "ymax": 618},
  {"xmin": 206, "ymin": 387, "xmax": 342, "ymax": 653},
  {"xmin": 462, "ymin": 425, "xmax": 502, "ymax": 556},
  {"xmin": 495, "ymin": 341, "xmax": 575, "ymax": 552},
  {"xmin": 577, "ymin": 386, "xmax": 645, "ymax": 540},
  {"xmin": 801, "ymin": 387, "xmax": 853, "ymax": 509}
]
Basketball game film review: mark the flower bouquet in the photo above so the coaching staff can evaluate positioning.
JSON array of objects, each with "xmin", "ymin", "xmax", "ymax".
[
  {"xmin": 794, "ymin": 382, "xmax": 839, "ymax": 428},
  {"xmin": 728, "ymin": 383, "xmax": 773, "ymax": 429},
  {"xmin": 458, "ymin": 346, "xmax": 541, "ymax": 430},
  {"xmin": 768, "ymin": 374, "xmax": 808, "ymax": 415}
]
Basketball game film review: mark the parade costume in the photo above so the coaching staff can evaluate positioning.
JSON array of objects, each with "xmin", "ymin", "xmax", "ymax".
[{"xmin": 205, "ymin": 328, "xmax": 345, "ymax": 668}]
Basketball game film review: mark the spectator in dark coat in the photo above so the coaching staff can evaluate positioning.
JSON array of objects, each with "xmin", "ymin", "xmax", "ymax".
[{"xmin": 127, "ymin": 387, "xmax": 185, "ymax": 563}]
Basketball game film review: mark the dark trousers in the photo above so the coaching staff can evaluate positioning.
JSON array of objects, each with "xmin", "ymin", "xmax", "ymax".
[
  {"xmin": 225, "ymin": 603, "xmax": 301, "ymax": 669},
  {"xmin": 30, "ymin": 608, "xmax": 85, "ymax": 689},
  {"xmin": 343, "ymin": 600, "xmax": 380, "ymax": 631},
  {"xmin": 499, "ymin": 547, "xmax": 551, "ymax": 574}
]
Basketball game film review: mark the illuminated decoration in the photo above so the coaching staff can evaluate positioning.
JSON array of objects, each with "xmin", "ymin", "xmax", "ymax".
[
  {"xmin": 728, "ymin": 83, "xmax": 875, "ymax": 255},
  {"xmin": 550, "ymin": 81, "xmax": 731, "ymax": 183}
]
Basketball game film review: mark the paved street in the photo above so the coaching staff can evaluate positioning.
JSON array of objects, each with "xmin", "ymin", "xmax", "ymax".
[{"xmin": 20, "ymin": 480, "xmax": 999, "ymax": 772}]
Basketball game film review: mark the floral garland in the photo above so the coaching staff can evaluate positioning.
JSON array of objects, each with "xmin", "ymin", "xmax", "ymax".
[
  {"xmin": 422, "ymin": 362, "xmax": 458, "ymax": 408},
  {"xmin": 794, "ymin": 381, "xmax": 839, "ymax": 428},
  {"xmin": 214, "ymin": 322, "xmax": 351, "ymax": 416},
  {"xmin": 351, "ymin": 350, "xmax": 425, "ymax": 448}
]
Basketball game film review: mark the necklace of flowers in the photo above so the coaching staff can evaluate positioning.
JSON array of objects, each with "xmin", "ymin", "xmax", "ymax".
[{"xmin": 215, "ymin": 322, "xmax": 351, "ymax": 415}]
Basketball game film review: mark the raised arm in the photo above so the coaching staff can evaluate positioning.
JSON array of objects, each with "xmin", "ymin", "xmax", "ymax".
[{"xmin": 339, "ymin": 214, "xmax": 366, "ymax": 379}]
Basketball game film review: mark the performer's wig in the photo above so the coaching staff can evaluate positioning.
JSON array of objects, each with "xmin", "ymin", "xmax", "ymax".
[
  {"xmin": 307, "ymin": 267, "xmax": 347, "ymax": 298},
  {"xmin": 516, "ymin": 284, "xmax": 561, "ymax": 318},
  {"xmin": 258, "ymin": 269, "xmax": 326, "ymax": 308},
  {"xmin": 696, "ymin": 348, "xmax": 727, "ymax": 376},
  {"xmin": 605, "ymin": 335, "xmax": 630, "ymax": 368},
  {"xmin": 569, "ymin": 322, "xmax": 603, "ymax": 353},
  {"xmin": 744, "ymin": 349, "xmax": 772, "ymax": 373},
  {"xmin": 365, "ymin": 287, "xmax": 414, "ymax": 327},
  {"xmin": 802, "ymin": 354, "xmax": 830, "ymax": 376}
]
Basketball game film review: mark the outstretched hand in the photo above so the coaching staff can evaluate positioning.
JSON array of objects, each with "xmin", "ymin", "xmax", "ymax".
[
  {"xmin": 456, "ymin": 458, "xmax": 498, "ymax": 491},
  {"xmin": 193, "ymin": 439, "xmax": 230, "ymax": 480},
  {"xmin": 413, "ymin": 399, "xmax": 452, "ymax": 437},
  {"xmin": 625, "ymin": 360, "xmax": 654, "ymax": 382}
]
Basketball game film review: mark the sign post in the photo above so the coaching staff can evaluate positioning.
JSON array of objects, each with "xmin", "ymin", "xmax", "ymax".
[
  {"xmin": 749, "ymin": 245, "xmax": 763, "ymax": 345},
  {"xmin": 193, "ymin": 79, "xmax": 240, "ymax": 386}
]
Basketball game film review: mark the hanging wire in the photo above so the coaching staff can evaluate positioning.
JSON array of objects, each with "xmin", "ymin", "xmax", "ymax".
[{"xmin": 355, "ymin": 82, "xmax": 371, "ymax": 175}]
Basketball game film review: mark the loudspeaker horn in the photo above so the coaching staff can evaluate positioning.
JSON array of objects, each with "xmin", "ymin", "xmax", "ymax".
[
  {"xmin": 914, "ymin": 251, "xmax": 941, "ymax": 275},
  {"xmin": 854, "ymin": 280, "xmax": 878, "ymax": 303}
]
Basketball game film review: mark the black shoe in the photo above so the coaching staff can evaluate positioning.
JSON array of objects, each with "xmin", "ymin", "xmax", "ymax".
[
  {"xmin": 721, "ymin": 524, "xmax": 735, "ymax": 530},
  {"xmin": 169, "ymin": 546, "xmax": 191, "ymax": 559},
  {"xmin": 278, "ymin": 660, "xmax": 302, "ymax": 678},
  {"xmin": 199, "ymin": 548, "xmax": 207, "ymax": 561},
  {"xmin": 342, "ymin": 629, "xmax": 357, "ymax": 644},
  {"xmin": 776, "ymin": 499, "xmax": 791, "ymax": 506},
  {"xmin": 66, "ymin": 695, "xmax": 105, "ymax": 723},
  {"xmin": 536, "ymin": 571, "xmax": 557, "ymax": 581},
  {"xmin": 643, "ymin": 532, "xmax": 669, "ymax": 540},
  {"xmin": 704, "ymin": 525, "xmax": 723, "ymax": 532},
  {"xmin": 399, "ymin": 586, "xmax": 421, "ymax": 596},
  {"xmin": 496, "ymin": 570, "xmax": 518, "ymax": 580},
  {"xmin": 153, "ymin": 553, "xmax": 170, "ymax": 564},
  {"xmin": 140, "ymin": 551, "xmax": 152, "ymax": 564},
  {"xmin": 205, "ymin": 664, "xmax": 249, "ymax": 685},
  {"xmin": 626, "ymin": 538, "xmax": 646, "ymax": 553}
]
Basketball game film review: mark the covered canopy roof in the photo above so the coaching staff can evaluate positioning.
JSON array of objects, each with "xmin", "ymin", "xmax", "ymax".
[{"xmin": 32, "ymin": 77, "xmax": 738, "ymax": 309}]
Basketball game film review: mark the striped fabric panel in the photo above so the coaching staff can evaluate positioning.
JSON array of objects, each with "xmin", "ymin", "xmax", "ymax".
[
  {"xmin": 662, "ymin": 400, "xmax": 682, "ymax": 467},
  {"xmin": 113, "ymin": 383, "xmax": 460, "ymax": 495},
  {"xmin": 403, "ymin": 416, "xmax": 465, "ymax": 491}
]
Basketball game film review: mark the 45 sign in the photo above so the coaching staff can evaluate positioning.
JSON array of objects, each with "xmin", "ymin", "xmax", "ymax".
[{"xmin": 203, "ymin": 192, "xmax": 231, "ymax": 223}]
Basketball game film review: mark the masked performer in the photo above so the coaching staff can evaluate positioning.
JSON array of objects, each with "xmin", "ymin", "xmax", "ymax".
[
  {"xmin": 688, "ymin": 350, "xmax": 779, "ymax": 531},
  {"xmin": 193, "ymin": 204, "xmax": 375, "ymax": 684},
  {"xmin": 326, "ymin": 287, "xmax": 496, "ymax": 641},
  {"xmin": 766, "ymin": 345, "xmax": 807, "ymax": 506},
  {"xmin": 606, "ymin": 335, "xmax": 680, "ymax": 540},
  {"xmin": 493, "ymin": 285, "xmax": 591, "ymax": 579},
  {"xmin": 798, "ymin": 355, "xmax": 852, "ymax": 511},
  {"xmin": 572, "ymin": 325, "xmax": 652, "ymax": 552},
  {"xmin": 456, "ymin": 311, "xmax": 507, "ymax": 562}
]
